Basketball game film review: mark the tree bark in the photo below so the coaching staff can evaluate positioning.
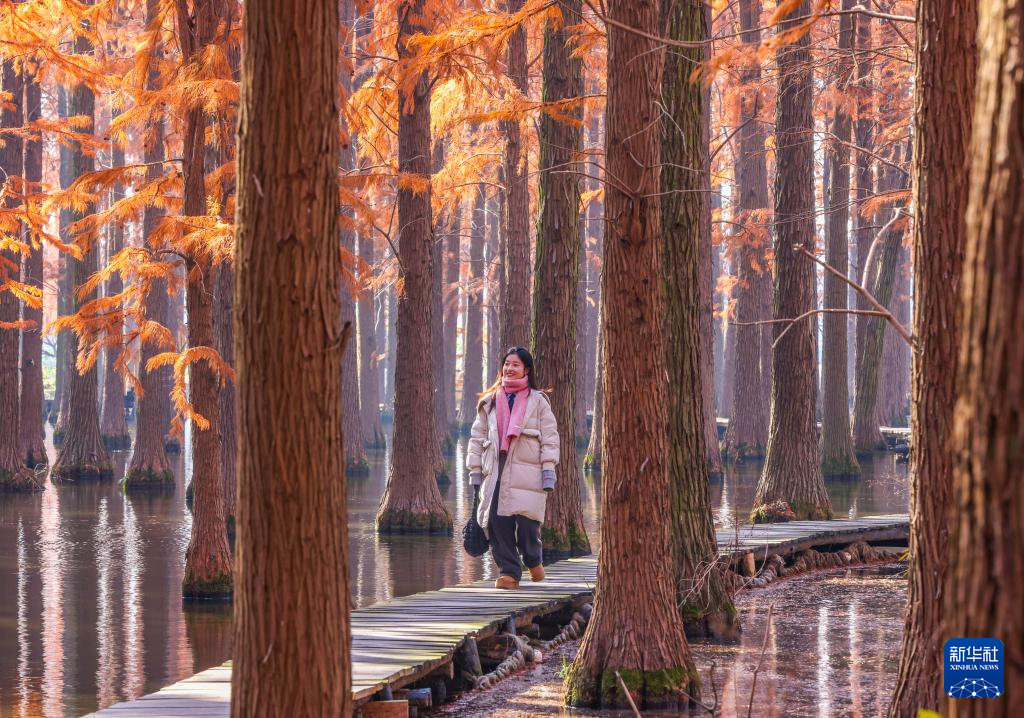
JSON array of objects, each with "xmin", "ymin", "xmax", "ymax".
[
  {"xmin": 0, "ymin": 55, "xmax": 37, "ymax": 491},
  {"xmin": 888, "ymin": 0, "xmax": 976, "ymax": 713},
  {"xmin": 583, "ymin": 298, "xmax": 603, "ymax": 472},
  {"xmin": 943, "ymin": 3, "xmax": 1024, "ymax": 709},
  {"xmin": 500, "ymin": 0, "xmax": 531, "ymax": 350},
  {"xmin": 100, "ymin": 108, "xmax": 131, "ymax": 451},
  {"xmin": 564, "ymin": 1, "xmax": 698, "ymax": 709},
  {"xmin": 19, "ymin": 68, "xmax": 47, "ymax": 470},
  {"xmin": 216, "ymin": 263, "xmax": 236, "ymax": 522},
  {"xmin": 232, "ymin": 0, "xmax": 351, "ymax": 708},
  {"xmin": 751, "ymin": 0, "xmax": 832, "ymax": 522},
  {"xmin": 820, "ymin": 0, "xmax": 860, "ymax": 478},
  {"xmin": 443, "ymin": 198, "xmax": 461, "ymax": 429},
  {"xmin": 486, "ymin": 190, "xmax": 503, "ymax": 379},
  {"xmin": 51, "ymin": 29, "xmax": 114, "ymax": 484},
  {"xmin": 375, "ymin": 0, "xmax": 452, "ymax": 535},
  {"xmin": 125, "ymin": 30, "xmax": 173, "ymax": 488},
  {"xmin": 661, "ymin": 0, "xmax": 738, "ymax": 641},
  {"xmin": 723, "ymin": 0, "xmax": 770, "ymax": 460},
  {"xmin": 52, "ymin": 87, "xmax": 74, "ymax": 437},
  {"xmin": 460, "ymin": 186, "xmax": 486, "ymax": 425},
  {"xmin": 430, "ymin": 141, "xmax": 453, "ymax": 473},
  {"xmin": 177, "ymin": 0, "xmax": 232, "ymax": 598},
  {"xmin": 534, "ymin": 0, "xmax": 591, "ymax": 561}
]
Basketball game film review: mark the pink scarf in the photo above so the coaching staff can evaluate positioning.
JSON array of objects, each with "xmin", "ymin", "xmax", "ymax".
[{"xmin": 495, "ymin": 376, "xmax": 530, "ymax": 453}]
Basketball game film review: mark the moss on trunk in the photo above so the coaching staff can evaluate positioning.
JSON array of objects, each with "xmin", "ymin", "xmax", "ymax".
[
  {"xmin": 566, "ymin": 664, "xmax": 696, "ymax": 711},
  {"xmin": 541, "ymin": 523, "xmax": 590, "ymax": 562},
  {"xmin": 376, "ymin": 508, "xmax": 453, "ymax": 535},
  {"xmin": 123, "ymin": 467, "xmax": 175, "ymax": 489},
  {"xmin": 182, "ymin": 570, "xmax": 233, "ymax": 601},
  {"xmin": 0, "ymin": 468, "xmax": 44, "ymax": 493},
  {"xmin": 51, "ymin": 462, "xmax": 114, "ymax": 484}
]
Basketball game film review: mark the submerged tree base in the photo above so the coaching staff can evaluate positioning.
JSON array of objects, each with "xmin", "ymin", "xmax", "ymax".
[
  {"xmin": 542, "ymin": 524, "xmax": 592, "ymax": 562},
  {"xmin": 822, "ymin": 454, "xmax": 861, "ymax": 479},
  {"xmin": 376, "ymin": 508, "xmax": 453, "ymax": 535},
  {"xmin": 123, "ymin": 467, "xmax": 175, "ymax": 490},
  {"xmin": 164, "ymin": 435, "xmax": 182, "ymax": 454},
  {"xmin": 722, "ymin": 442, "xmax": 766, "ymax": 463},
  {"xmin": 564, "ymin": 664, "xmax": 697, "ymax": 711},
  {"xmin": 51, "ymin": 462, "xmax": 115, "ymax": 484},
  {"xmin": 345, "ymin": 458, "xmax": 371, "ymax": 476},
  {"xmin": 22, "ymin": 448, "xmax": 48, "ymax": 471},
  {"xmin": 682, "ymin": 598, "xmax": 741, "ymax": 643},
  {"xmin": 182, "ymin": 571, "xmax": 233, "ymax": 601},
  {"xmin": 750, "ymin": 499, "xmax": 832, "ymax": 524},
  {"xmin": 0, "ymin": 467, "xmax": 45, "ymax": 493},
  {"xmin": 103, "ymin": 434, "xmax": 132, "ymax": 452}
]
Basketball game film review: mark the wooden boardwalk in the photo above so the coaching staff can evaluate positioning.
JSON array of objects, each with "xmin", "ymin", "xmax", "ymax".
[{"xmin": 85, "ymin": 513, "xmax": 908, "ymax": 717}]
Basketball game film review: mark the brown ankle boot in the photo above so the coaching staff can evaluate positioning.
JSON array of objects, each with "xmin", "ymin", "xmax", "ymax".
[
  {"xmin": 495, "ymin": 576, "xmax": 519, "ymax": 590},
  {"xmin": 528, "ymin": 564, "xmax": 544, "ymax": 582}
]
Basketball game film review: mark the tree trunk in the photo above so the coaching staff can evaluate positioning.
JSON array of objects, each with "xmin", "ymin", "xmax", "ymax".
[
  {"xmin": 375, "ymin": 0, "xmax": 452, "ymax": 535},
  {"xmin": 888, "ymin": 0, "xmax": 976, "ymax": 713},
  {"xmin": 216, "ymin": 264, "xmax": 236, "ymax": 523},
  {"xmin": 178, "ymin": 0, "xmax": 232, "ymax": 598},
  {"xmin": 852, "ymin": 178, "xmax": 906, "ymax": 455},
  {"xmin": 751, "ymin": 0, "xmax": 832, "ymax": 522},
  {"xmin": 460, "ymin": 186, "xmax": 486, "ymax": 425},
  {"xmin": 661, "ymin": 0, "xmax": 738, "ymax": 642},
  {"xmin": 875, "ymin": 257, "xmax": 911, "ymax": 426},
  {"xmin": 52, "ymin": 87, "xmax": 73, "ymax": 436},
  {"xmin": 125, "ymin": 28, "xmax": 173, "ymax": 487},
  {"xmin": 339, "ymin": 14, "xmax": 368, "ymax": 475},
  {"xmin": 723, "ymin": 0, "xmax": 770, "ymax": 460},
  {"xmin": 820, "ymin": 0, "xmax": 860, "ymax": 478},
  {"xmin": 583, "ymin": 299, "xmax": 603, "ymax": 472},
  {"xmin": 430, "ymin": 142, "xmax": 453, "ymax": 473},
  {"xmin": 385, "ymin": 284, "xmax": 396, "ymax": 411},
  {"xmin": 51, "ymin": 30, "xmax": 114, "ymax": 484},
  {"xmin": 852, "ymin": 14, "xmax": 876, "ymax": 382},
  {"xmin": 19, "ymin": 69, "xmax": 47, "ymax": 470},
  {"xmin": 357, "ymin": 227, "xmax": 386, "ymax": 448},
  {"xmin": 232, "ymin": 0, "xmax": 351, "ymax": 708},
  {"xmin": 564, "ymin": 1, "xmax": 697, "ymax": 708},
  {"xmin": 583, "ymin": 104, "xmax": 603, "ymax": 428},
  {"xmin": 443, "ymin": 200, "xmax": 461, "ymax": 429},
  {"xmin": 574, "ymin": 217, "xmax": 589, "ymax": 446},
  {"xmin": 500, "ymin": 0, "xmax": 531, "ymax": 350},
  {"xmin": 486, "ymin": 190, "xmax": 503, "ymax": 379},
  {"xmin": 943, "ymin": 4, "xmax": 1024, "ymax": 709},
  {"xmin": 162, "ymin": 285, "xmax": 184, "ymax": 453},
  {"xmin": 100, "ymin": 108, "xmax": 131, "ymax": 451},
  {"xmin": 535, "ymin": 0, "xmax": 591, "ymax": 561},
  {"xmin": 0, "ymin": 56, "xmax": 36, "ymax": 491}
]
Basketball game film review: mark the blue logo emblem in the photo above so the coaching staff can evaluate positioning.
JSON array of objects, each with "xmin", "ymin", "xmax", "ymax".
[{"xmin": 944, "ymin": 639, "xmax": 1004, "ymax": 698}]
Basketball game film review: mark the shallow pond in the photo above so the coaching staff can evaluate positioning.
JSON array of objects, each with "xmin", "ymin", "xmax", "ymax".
[{"xmin": 0, "ymin": 427, "xmax": 907, "ymax": 717}]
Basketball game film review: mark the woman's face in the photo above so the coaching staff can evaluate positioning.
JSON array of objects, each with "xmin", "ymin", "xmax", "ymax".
[{"xmin": 503, "ymin": 354, "xmax": 527, "ymax": 380}]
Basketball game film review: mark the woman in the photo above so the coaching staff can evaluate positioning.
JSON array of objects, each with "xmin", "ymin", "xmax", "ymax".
[{"xmin": 466, "ymin": 347, "xmax": 559, "ymax": 589}]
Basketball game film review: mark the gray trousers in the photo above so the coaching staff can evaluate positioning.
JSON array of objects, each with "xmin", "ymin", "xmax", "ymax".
[{"xmin": 489, "ymin": 453, "xmax": 543, "ymax": 581}]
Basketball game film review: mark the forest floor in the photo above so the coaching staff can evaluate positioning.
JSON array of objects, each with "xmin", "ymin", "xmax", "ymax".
[{"xmin": 430, "ymin": 562, "xmax": 908, "ymax": 717}]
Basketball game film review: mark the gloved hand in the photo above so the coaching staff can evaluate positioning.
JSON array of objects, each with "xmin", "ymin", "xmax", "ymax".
[{"xmin": 542, "ymin": 469, "xmax": 556, "ymax": 492}]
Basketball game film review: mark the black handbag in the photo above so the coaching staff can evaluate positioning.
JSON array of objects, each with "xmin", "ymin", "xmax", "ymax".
[{"xmin": 462, "ymin": 487, "xmax": 490, "ymax": 557}]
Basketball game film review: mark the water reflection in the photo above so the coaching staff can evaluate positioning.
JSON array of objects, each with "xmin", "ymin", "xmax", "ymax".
[{"xmin": 0, "ymin": 428, "xmax": 907, "ymax": 716}]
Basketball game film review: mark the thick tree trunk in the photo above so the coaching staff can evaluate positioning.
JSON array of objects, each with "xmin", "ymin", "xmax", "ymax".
[
  {"xmin": 700, "ymin": 47, "xmax": 722, "ymax": 478},
  {"xmin": 125, "ymin": 70, "xmax": 173, "ymax": 488},
  {"xmin": 100, "ymin": 110, "xmax": 131, "ymax": 451},
  {"xmin": 460, "ymin": 186, "xmax": 486, "ymax": 425},
  {"xmin": 385, "ymin": 285, "xmax": 396, "ymax": 411},
  {"xmin": 723, "ymin": 0, "xmax": 770, "ymax": 460},
  {"xmin": 564, "ymin": 1, "xmax": 698, "ymax": 709},
  {"xmin": 500, "ymin": 0, "xmax": 531, "ymax": 350},
  {"xmin": 661, "ymin": 0, "xmax": 738, "ymax": 641},
  {"xmin": 486, "ymin": 191, "xmax": 502, "ymax": 379},
  {"xmin": 875, "ymin": 259, "xmax": 911, "ymax": 426},
  {"xmin": 357, "ymin": 228, "xmax": 386, "ymax": 448},
  {"xmin": 232, "ymin": 0, "xmax": 351, "ymax": 708},
  {"xmin": 52, "ymin": 87, "xmax": 73, "ymax": 436},
  {"xmin": 178, "ymin": 0, "xmax": 232, "ymax": 598},
  {"xmin": 582, "ymin": 106, "xmax": 603, "ymax": 429},
  {"xmin": 820, "ymin": 0, "xmax": 860, "ymax": 478},
  {"xmin": 0, "ymin": 57, "xmax": 37, "ymax": 491},
  {"xmin": 375, "ymin": 0, "xmax": 452, "ymax": 535},
  {"xmin": 573, "ymin": 217, "xmax": 588, "ymax": 446},
  {"xmin": 535, "ymin": 0, "xmax": 591, "ymax": 561},
  {"xmin": 751, "ymin": 0, "xmax": 832, "ymax": 522},
  {"xmin": 943, "ymin": 6, "xmax": 1024, "ymax": 710},
  {"xmin": 162, "ymin": 285, "xmax": 184, "ymax": 453},
  {"xmin": 888, "ymin": 0, "xmax": 976, "ymax": 713},
  {"xmin": 19, "ymin": 70, "xmax": 47, "ymax": 469},
  {"xmin": 51, "ymin": 32, "xmax": 114, "ymax": 484}
]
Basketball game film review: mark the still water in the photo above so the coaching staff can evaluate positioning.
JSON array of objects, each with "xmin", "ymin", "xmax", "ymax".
[{"xmin": 0, "ymin": 428, "xmax": 908, "ymax": 717}]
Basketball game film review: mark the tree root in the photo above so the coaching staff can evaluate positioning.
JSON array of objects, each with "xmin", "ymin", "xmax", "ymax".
[{"xmin": 739, "ymin": 540, "xmax": 893, "ymax": 589}]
